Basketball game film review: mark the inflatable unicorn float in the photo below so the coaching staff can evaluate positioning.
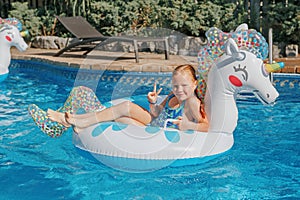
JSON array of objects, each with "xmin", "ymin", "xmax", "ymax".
[
  {"xmin": 29, "ymin": 24, "xmax": 284, "ymax": 172},
  {"xmin": 0, "ymin": 18, "xmax": 28, "ymax": 82}
]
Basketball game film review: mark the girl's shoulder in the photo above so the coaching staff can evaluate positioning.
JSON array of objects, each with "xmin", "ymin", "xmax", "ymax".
[{"xmin": 185, "ymin": 95, "xmax": 201, "ymax": 106}]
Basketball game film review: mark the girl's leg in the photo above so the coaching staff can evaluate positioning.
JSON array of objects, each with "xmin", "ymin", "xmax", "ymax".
[
  {"xmin": 72, "ymin": 116, "xmax": 146, "ymax": 134},
  {"xmin": 66, "ymin": 101, "xmax": 152, "ymax": 129},
  {"xmin": 115, "ymin": 117, "xmax": 146, "ymax": 126}
]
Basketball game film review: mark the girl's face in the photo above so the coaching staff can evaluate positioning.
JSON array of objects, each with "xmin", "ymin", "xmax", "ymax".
[{"xmin": 172, "ymin": 72, "xmax": 197, "ymax": 102}]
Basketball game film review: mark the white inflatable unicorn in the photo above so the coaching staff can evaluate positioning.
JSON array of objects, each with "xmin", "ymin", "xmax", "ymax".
[
  {"xmin": 66, "ymin": 38, "xmax": 279, "ymax": 172},
  {"xmin": 29, "ymin": 24, "xmax": 282, "ymax": 172},
  {"xmin": 0, "ymin": 23, "xmax": 28, "ymax": 82}
]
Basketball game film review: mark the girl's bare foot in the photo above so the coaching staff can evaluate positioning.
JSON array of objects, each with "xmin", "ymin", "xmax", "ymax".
[
  {"xmin": 65, "ymin": 112, "xmax": 95, "ymax": 130},
  {"xmin": 47, "ymin": 109, "xmax": 70, "ymax": 127}
]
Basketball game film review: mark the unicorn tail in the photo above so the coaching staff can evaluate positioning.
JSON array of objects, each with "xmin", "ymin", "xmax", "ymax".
[{"xmin": 28, "ymin": 104, "xmax": 69, "ymax": 138}]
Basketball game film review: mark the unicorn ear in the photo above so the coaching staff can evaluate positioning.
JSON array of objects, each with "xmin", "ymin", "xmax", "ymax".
[
  {"xmin": 225, "ymin": 38, "xmax": 239, "ymax": 55},
  {"xmin": 225, "ymin": 38, "xmax": 245, "ymax": 60},
  {"xmin": 235, "ymin": 23, "xmax": 248, "ymax": 31}
]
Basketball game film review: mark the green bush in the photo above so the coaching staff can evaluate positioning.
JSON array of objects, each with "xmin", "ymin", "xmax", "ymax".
[{"xmin": 8, "ymin": 2, "xmax": 41, "ymax": 40}]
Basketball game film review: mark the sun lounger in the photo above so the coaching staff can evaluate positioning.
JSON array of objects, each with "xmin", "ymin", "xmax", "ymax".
[{"xmin": 54, "ymin": 16, "xmax": 169, "ymax": 63}]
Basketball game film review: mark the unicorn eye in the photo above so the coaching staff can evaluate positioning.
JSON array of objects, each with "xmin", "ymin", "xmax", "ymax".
[
  {"xmin": 7, "ymin": 31, "xmax": 14, "ymax": 37},
  {"xmin": 261, "ymin": 64, "xmax": 269, "ymax": 77},
  {"xmin": 233, "ymin": 65, "xmax": 248, "ymax": 81}
]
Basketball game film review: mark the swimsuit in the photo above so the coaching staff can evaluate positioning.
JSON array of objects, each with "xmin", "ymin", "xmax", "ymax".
[{"xmin": 150, "ymin": 94, "xmax": 184, "ymax": 129}]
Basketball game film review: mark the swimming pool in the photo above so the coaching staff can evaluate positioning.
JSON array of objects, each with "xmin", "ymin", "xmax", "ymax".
[{"xmin": 1, "ymin": 60, "xmax": 299, "ymax": 199}]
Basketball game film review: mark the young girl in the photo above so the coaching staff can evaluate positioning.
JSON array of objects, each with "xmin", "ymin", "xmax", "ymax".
[{"xmin": 29, "ymin": 64, "xmax": 208, "ymax": 137}]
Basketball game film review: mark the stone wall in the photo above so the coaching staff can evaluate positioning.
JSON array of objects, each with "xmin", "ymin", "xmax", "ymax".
[
  {"xmin": 31, "ymin": 36, "xmax": 69, "ymax": 50},
  {"xmin": 31, "ymin": 36, "xmax": 298, "ymax": 58},
  {"xmin": 31, "ymin": 35, "xmax": 207, "ymax": 56}
]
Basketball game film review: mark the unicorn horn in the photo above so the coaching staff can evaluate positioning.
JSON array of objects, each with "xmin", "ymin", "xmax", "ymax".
[
  {"xmin": 265, "ymin": 62, "xmax": 285, "ymax": 73},
  {"xmin": 20, "ymin": 30, "xmax": 29, "ymax": 37}
]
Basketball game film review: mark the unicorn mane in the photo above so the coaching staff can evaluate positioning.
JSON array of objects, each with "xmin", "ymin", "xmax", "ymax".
[{"xmin": 0, "ymin": 17, "xmax": 23, "ymax": 31}]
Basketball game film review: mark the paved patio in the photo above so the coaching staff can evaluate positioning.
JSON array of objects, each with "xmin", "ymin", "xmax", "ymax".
[
  {"xmin": 11, "ymin": 47, "xmax": 300, "ymax": 73},
  {"xmin": 11, "ymin": 48, "xmax": 198, "ymax": 72}
]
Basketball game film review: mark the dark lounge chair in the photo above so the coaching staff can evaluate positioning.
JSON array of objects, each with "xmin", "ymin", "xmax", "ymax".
[{"xmin": 54, "ymin": 16, "xmax": 169, "ymax": 63}]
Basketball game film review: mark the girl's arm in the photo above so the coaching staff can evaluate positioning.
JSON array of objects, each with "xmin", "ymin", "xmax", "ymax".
[
  {"xmin": 149, "ymin": 92, "xmax": 173, "ymax": 118},
  {"xmin": 174, "ymin": 98, "xmax": 209, "ymax": 132},
  {"xmin": 182, "ymin": 116, "xmax": 209, "ymax": 132},
  {"xmin": 149, "ymin": 97, "xmax": 167, "ymax": 117},
  {"xmin": 189, "ymin": 99, "xmax": 209, "ymax": 132},
  {"xmin": 147, "ymin": 83, "xmax": 168, "ymax": 118},
  {"xmin": 174, "ymin": 114, "xmax": 209, "ymax": 132}
]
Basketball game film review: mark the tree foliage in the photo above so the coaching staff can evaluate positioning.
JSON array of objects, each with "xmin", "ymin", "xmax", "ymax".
[
  {"xmin": 266, "ymin": 2, "xmax": 300, "ymax": 45},
  {"xmin": 5, "ymin": 0, "xmax": 299, "ymax": 47}
]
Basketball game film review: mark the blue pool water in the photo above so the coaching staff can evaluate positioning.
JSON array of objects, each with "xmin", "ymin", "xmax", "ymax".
[{"xmin": 0, "ymin": 60, "xmax": 299, "ymax": 199}]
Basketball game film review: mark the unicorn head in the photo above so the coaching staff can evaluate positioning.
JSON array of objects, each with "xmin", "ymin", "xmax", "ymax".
[
  {"xmin": 0, "ymin": 23, "xmax": 28, "ymax": 77},
  {"xmin": 205, "ymin": 38, "xmax": 279, "ymax": 134},
  {"xmin": 196, "ymin": 24, "xmax": 270, "ymax": 102},
  {"xmin": 218, "ymin": 38, "xmax": 278, "ymax": 103},
  {"xmin": 0, "ymin": 23, "xmax": 28, "ymax": 52}
]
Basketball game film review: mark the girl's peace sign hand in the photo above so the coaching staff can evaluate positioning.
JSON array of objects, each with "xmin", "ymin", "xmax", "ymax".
[{"xmin": 147, "ymin": 83, "xmax": 162, "ymax": 104}]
